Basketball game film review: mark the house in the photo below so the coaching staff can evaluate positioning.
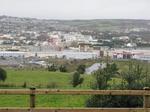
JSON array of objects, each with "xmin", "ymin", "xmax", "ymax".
[
  {"xmin": 113, "ymin": 51, "xmax": 133, "ymax": 59},
  {"xmin": 85, "ymin": 63, "xmax": 106, "ymax": 74},
  {"xmin": 112, "ymin": 36, "xmax": 130, "ymax": 42},
  {"xmin": 78, "ymin": 42, "xmax": 92, "ymax": 52},
  {"xmin": 126, "ymin": 43, "xmax": 137, "ymax": 48}
]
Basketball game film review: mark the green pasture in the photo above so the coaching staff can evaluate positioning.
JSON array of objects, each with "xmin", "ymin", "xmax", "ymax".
[{"xmin": 0, "ymin": 69, "xmax": 93, "ymax": 107}]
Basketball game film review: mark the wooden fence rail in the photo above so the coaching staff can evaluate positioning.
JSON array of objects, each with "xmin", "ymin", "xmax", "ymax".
[
  {"xmin": 0, "ymin": 108, "xmax": 149, "ymax": 112},
  {"xmin": 0, "ymin": 87, "xmax": 150, "ymax": 112},
  {"xmin": 0, "ymin": 89, "xmax": 150, "ymax": 95}
]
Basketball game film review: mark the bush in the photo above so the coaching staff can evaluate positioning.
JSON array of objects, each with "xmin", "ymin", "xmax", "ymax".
[
  {"xmin": 76, "ymin": 64, "xmax": 86, "ymax": 74},
  {"xmin": 48, "ymin": 64, "xmax": 57, "ymax": 71},
  {"xmin": 86, "ymin": 62, "xmax": 146, "ymax": 108},
  {"xmin": 0, "ymin": 68, "xmax": 7, "ymax": 82},
  {"xmin": 59, "ymin": 65, "xmax": 67, "ymax": 72},
  {"xmin": 71, "ymin": 71, "xmax": 84, "ymax": 87}
]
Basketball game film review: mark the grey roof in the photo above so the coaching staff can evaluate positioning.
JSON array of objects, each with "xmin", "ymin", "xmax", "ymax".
[{"xmin": 85, "ymin": 63, "xmax": 106, "ymax": 74}]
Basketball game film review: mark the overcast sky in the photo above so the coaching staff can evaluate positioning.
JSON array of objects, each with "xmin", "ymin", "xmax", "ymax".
[{"xmin": 0, "ymin": 0, "xmax": 149, "ymax": 20}]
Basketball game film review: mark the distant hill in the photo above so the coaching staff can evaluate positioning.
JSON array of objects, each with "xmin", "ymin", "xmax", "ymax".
[
  {"xmin": 58, "ymin": 19, "xmax": 150, "ymax": 31},
  {"xmin": 0, "ymin": 15, "xmax": 150, "ymax": 32}
]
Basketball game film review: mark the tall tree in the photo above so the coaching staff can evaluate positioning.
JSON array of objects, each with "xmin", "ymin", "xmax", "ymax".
[
  {"xmin": 86, "ymin": 61, "xmax": 146, "ymax": 107},
  {"xmin": 86, "ymin": 63, "xmax": 118, "ymax": 107}
]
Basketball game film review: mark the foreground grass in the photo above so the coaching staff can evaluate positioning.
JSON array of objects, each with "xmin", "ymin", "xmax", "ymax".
[
  {"xmin": 0, "ymin": 95, "xmax": 90, "ymax": 107},
  {"xmin": 0, "ymin": 69, "xmax": 93, "ymax": 107}
]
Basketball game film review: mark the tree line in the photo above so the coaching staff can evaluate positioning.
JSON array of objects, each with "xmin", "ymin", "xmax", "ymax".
[{"xmin": 86, "ymin": 61, "xmax": 150, "ymax": 107}]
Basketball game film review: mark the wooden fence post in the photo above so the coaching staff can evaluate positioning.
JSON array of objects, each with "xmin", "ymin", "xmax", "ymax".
[
  {"xmin": 30, "ymin": 87, "xmax": 36, "ymax": 108},
  {"xmin": 143, "ymin": 87, "xmax": 150, "ymax": 108}
]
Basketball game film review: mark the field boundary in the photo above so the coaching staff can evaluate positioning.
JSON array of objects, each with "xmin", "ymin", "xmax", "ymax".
[
  {"xmin": 0, "ymin": 108, "xmax": 150, "ymax": 112},
  {"xmin": 0, "ymin": 88, "xmax": 150, "ymax": 112}
]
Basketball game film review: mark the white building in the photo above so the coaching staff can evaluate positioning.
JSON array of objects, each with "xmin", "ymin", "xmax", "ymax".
[{"xmin": 0, "ymin": 51, "xmax": 26, "ymax": 58}]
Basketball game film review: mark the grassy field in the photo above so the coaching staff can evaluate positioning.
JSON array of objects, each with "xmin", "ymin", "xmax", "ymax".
[
  {"xmin": 2, "ymin": 69, "xmax": 94, "ymax": 89},
  {"xmin": 0, "ymin": 69, "xmax": 93, "ymax": 107},
  {"xmin": 0, "ymin": 60, "xmax": 149, "ymax": 107},
  {"xmin": 0, "ymin": 95, "xmax": 90, "ymax": 107},
  {"xmin": 4, "ymin": 69, "xmax": 71, "ymax": 88}
]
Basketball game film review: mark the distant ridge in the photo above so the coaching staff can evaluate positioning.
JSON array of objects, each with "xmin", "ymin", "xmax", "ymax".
[{"xmin": 0, "ymin": 15, "xmax": 150, "ymax": 32}]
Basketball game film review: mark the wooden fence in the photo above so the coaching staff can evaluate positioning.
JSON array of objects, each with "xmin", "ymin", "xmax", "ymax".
[{"xmin": 0, "ymin": 87, "xmax": 150, "ymax": 112}]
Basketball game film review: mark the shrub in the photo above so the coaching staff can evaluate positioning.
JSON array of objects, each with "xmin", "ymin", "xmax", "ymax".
[
  {"xmin": 86, "ymin": 62, "xmax": 146, "ymax": 108},
  {"xmin": 48, "ymin": 64, "xmax": 57, "ymax": 71},
  {"xmin": 59, "ymin": 65, "xmax": 67, "ymax": 72},
  {"xmin": 71, "ymin": 71, "xmax": 84, "ymax": 87},
  {"xmin": 0, "ymin": 68, "xmax": 7, "ymax": 82},
  {"xmin": 76, "ymin": 64, "xmax": 86, "ymax": 74}
]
